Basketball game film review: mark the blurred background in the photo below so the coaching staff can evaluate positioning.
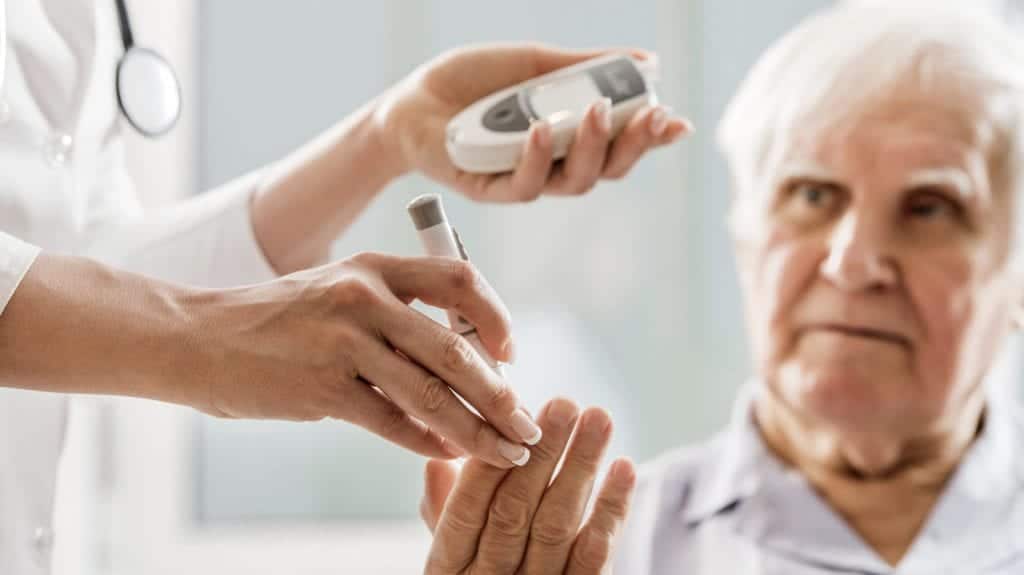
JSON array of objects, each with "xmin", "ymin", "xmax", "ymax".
[{"xmin": 49, "ymin": 1, "xmax": 1023, "ymax": 574}]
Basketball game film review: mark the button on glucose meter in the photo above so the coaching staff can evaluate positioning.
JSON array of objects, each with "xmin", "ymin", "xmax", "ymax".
[{"xmin": 446, "ymin": 53, "xmax": 659, "ymax": 174}]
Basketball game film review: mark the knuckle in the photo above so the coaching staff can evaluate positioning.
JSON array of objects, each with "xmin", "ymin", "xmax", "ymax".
[
  {"xmin": 484, "ymin": 379, "xmax": 518, "ymax": 416},
  {"xmin": 348, "ymin": 250, "xmax": 384, "ymax": 269},
  {"xmin": 487, "ymin": 493, "xmax": 532, "ymax": 536},
  {"xmin": 441, "ymin": 332, "xmax": 477, "ymax": 373},
  {"xmin": 574, "ymin": 530, "xmax": 612, "ymax": 570},
  {"xmin": 527, "ymin": 437, "xmax": 564, "ymax": 463},
  {"xmin": 330, "ymin": 276, "xmax": 382, "ymax": 309},
  {"xmin": 530, "ymin": 513, "xmax": 577, "ymax": 548},
  {"xmin": 564, "ymin": 447, "xmax": 603, "ymax": 474},
  {"xmin": 417, "ymin": 376, "xmax": 452, "ymax": 415},
  {"xmin": 448, "ymin": 260, "xmax": 483, "ymax": 294},
  {"xmin": 379, "ymin": 404, "xmax": 411, "ymax": 438},
  {"xmin": 598, "ymin": 495, "xmax": 630, "ymax": 521},
  {"xmin": 471, "ymin": 420, "xmax": 493, "ymax": 453}
]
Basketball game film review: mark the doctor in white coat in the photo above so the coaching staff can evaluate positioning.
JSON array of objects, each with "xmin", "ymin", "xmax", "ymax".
[{"xmin": 0, "ymin": 0, "xmax": 691, "ymax": 571}]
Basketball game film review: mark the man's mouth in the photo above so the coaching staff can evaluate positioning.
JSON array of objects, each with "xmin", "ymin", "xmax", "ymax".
[{"xmin": 804, "ymin": 323, "xmax": 911, "ymax": 347}]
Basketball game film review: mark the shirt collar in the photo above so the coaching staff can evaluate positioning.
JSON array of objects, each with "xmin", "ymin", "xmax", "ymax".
[
  {"xmin": 680, "ymin": 378, "xmax": 1024, "ymax": 571},
  {"xmin": 680, "ymin": 381, "xmax": 776, "ymax": 525}
]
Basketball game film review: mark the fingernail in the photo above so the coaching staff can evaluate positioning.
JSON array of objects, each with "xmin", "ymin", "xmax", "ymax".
[
  {"xmin": 532, "ymin": 120, "xmax": 551, "ymax": 148},
  {"xmin": 511, "ymin": 409, "xmax": 543, "ymax": 445},
  {"xmin": 649, "ymin": 107, "xmax": 668, "ymax": 137},
  {"xmin": 545, "ymin": 400, "xmax": 577, "ymax": 428},
  {"xmin": 502, "ymin": 340, "xmax": 517, "ymax": 364},
  {"xmin": 594, "ymin": 98, "xmax": 612, "ymax": 133},
  {"xmin": 679, "ymin": 117, "xmax": 696, "ymax": 134},
  {"xmin": 499, "ymin": 439, "xmax": 531, "ymax": 466}
]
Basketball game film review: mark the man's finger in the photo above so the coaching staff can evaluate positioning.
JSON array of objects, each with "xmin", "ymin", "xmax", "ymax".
[
  {"xmin": 521, "ymin": 407, "xmax": 614, "ymax": 571},
  {"xmin": 565, "ymin": 457, "xmax": 637, "ymax": 575},
  {"xmin": 422, "ymin": 459, "xmax": 459, "ymax": 532},
  {"xmin": 425, "ymin": 459, "xmax": 509, "ymax": 574},
  {"xmin": 474, "ymin": 398, "xmax": 581, "ymax": 573}
]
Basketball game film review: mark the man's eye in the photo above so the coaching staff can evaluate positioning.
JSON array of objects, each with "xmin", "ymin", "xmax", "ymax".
[
  {"xmin": 905, "ymin": 192, "xmax": 961, "ymax": 221},
  {"xmin": 797, "ymin": 183, "xmax": 834, "ymax": 207},
  {"xmin": 781, "ymin": 182, "xmax": 841, "ymax": 221}
]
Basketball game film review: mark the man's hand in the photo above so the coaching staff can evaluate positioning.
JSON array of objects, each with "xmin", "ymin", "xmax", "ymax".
[
  {"xmin": 379, "ymin": 43, "xmax": 692, "ymax": 203},
  {"xmin": 420, "ymin": 398, "xmax": 636, "ymax": 574}
]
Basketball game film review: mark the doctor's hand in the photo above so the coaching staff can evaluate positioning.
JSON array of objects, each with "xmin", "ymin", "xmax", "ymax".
[
  {"xmin": 188, "ymin": 252, "xmax": 538, "ymax": 469},
  {"xmin": 419, "ymin": 398, "xmax": 637, "ymax": 574},
  {"xmin": 378, "ymin": 44, "xmax": 693, "ymax": 203}
]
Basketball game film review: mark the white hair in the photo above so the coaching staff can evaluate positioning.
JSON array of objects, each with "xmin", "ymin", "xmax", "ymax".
[{"xmin": 718, "ymin": 0, "xmax": 1024, "ymax": 262}]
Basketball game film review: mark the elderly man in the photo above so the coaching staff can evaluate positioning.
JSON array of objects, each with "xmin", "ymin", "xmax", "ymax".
[{"xmin": 417, "ymin": 1, "xmax": 1024, "ymax": 573}]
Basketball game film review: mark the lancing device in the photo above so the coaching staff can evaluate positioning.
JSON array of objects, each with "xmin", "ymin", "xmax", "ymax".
[
  {"xmin": 407, "ymin": 193, "xmax": 506, "ymax": 377},
  {"xmin": 446, "ymin": 52, "xmax": 658, "ymax": 174}
]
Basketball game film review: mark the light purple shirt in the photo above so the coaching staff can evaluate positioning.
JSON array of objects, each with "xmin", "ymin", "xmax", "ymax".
[{"xmin": 615, "ymin": 385, "xmax": 1024, "ymax": 574}]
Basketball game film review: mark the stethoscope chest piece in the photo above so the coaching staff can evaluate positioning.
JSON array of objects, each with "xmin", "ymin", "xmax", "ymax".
[{"xmin": 115, "ymin": 46, "xmax": 181, "ymax": 137}]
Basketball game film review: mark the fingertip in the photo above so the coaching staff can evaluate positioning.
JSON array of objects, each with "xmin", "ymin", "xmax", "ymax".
[
  {"xmin": 531, "ymin": 119, "xmax": 552, "ymax": 149},
  {"xmin": 656, "ymin": 120, "xmax": 693, "ymax": 146},
  {"xmin": 581, "ymin": 405, "xmax": 614, "ymax": 435},
  {"xmin": 649, "ymin": 106, "xmax": 669, "ymax": 138},
  {"xmin": 590, "ymin": 98, "xmax": 612, "ymax": 134},
  {"xmin": 501, "ymin": 339, "xmax": 517, "ymax": 364},
  {"xmin": 609, "ymin": 457, "xmax": 637, "ymax": 487}
]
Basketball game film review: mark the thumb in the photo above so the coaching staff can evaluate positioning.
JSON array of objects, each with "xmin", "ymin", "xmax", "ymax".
[{"xmin": 422, "ymin": 459, "xmax": 459, "ymax": 533}]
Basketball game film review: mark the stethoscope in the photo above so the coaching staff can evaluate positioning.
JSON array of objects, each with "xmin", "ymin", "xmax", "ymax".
[{"xmin": 0, "ymin": 0, "xmax": 182, "ymax": 138}]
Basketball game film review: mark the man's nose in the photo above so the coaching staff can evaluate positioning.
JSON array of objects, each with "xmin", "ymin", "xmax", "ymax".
[{"xmin": 821, "ymin": 213, "xmax": 898, "ymax": 292}]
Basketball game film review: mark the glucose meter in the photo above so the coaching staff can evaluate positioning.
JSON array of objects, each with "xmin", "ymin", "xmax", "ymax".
[{"xmin": 446, "ymin": 53, "xmax": 658, "ymax": 174}]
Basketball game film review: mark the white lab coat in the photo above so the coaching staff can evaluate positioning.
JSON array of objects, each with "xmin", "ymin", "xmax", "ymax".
[{"xmin": 0, "ymin": 0, "xmax": 278, "ymax": 572}]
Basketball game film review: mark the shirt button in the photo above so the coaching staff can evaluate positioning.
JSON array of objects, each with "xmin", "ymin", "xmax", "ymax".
[
  {"xmin": 43, "ymin": 131, "xmax": 74, "ymax": 167},
  {"xmin": 32, "ymin": 526, "xmax": 54, "ymax": 564}
]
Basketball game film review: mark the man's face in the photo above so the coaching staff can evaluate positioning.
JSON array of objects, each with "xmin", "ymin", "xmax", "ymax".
[{"xmin": 734, "ymin": 86, "xmax": 1021, "ymax": 435}]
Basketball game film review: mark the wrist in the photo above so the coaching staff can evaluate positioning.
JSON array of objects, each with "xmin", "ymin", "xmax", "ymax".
[
  {"xmin": 370, "ymin": 86, "xmax": 418, "ymax": 180},
  {"xmin": 165, "ymin": 286, "xmax": 234, "ymax": 416}
]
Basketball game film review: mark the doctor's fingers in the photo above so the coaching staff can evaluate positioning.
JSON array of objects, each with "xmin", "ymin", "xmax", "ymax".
[
  {"xmin": 453, "ymin": 119, "xmax": 555, "ymax": 204},
  {"xmin": 544, "ymin": 99, "xmax": 614, "ymax": 197},
  {"xmin": 352, "ymin": 320, "xmax": 530, "ymax": 469},
  {"xmin": 601, "ymin": 105, "xmax": 692, "ymax": 180},
  {"xmin": 368, "ymin": 253, "xmax": 514, "ymax": 364},
  {"xmin": 340, "ymin": 380, "xmax": 458, "ymax": 460}
]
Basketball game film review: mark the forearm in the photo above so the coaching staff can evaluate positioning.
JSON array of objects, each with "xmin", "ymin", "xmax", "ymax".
[
  {"xmin": 250, "ymin": 99, "xmax": 407, "ymax": 274},
  {"xmin": 0, "ymin": 252, "xmax": 202, "ymax": 407}
]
